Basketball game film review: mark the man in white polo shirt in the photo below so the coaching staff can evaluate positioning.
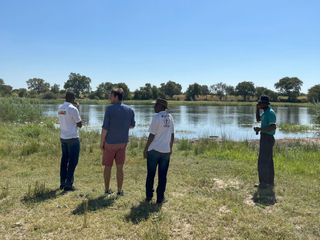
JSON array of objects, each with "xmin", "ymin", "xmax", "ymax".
[
  {"xmin": 58, "ymin": 91, "xmax": 82, "ymax": 191},
  {"xmin": 143, "ymin": 98, "xmax": 174, "ymax": 204}
]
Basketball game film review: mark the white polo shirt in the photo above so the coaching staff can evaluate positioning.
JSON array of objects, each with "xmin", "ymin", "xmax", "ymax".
[
  {"xmin": 58, "ymin": 102, "xmax": 81, "ymax": 139},
  {"xmin": 148, "ymin": 111, "xmax": 174, "ymax": 153}
]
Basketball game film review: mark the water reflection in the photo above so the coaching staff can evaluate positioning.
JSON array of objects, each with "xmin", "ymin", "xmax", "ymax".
[{"xmin": 43, "ymin": 104, "xmax": 317, "ymax": 140}]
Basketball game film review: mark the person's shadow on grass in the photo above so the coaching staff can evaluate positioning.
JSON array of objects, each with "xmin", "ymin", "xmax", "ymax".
[
  {"xmin": 252, "ymin": 186, "xmax": 276, "ymax": 206},
  {"xmin": 22, "ymin": 188, "xmax": 63, "ymax": 204},
  {"xmin": 72, "ymin": 195, "xmax": 117, "ymax": 215},
  {"xmin": 125, "ymin": 201, "xmax": 162, "ymax": 224}
]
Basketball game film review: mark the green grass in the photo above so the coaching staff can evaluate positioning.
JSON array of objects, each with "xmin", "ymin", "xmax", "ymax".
[
  {"xmin": 278, "ymin": 123, "xmax": 315, "ymax": 133},
  {"xmin": 0, "ymin": 98, "xmax": 43, "ymax": 123},
  {"xmin": 0, "ymin": 122, "xmax": 319, "ymax": 239}
]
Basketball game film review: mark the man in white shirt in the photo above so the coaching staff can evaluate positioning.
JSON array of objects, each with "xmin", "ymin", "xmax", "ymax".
[
  {"xmin": 143, "ymin": 99, "xmax": 174, "ymax": 204},
  {"xmin": 58, "ymin": 91, "xmax": 82, "ymax": 191}
]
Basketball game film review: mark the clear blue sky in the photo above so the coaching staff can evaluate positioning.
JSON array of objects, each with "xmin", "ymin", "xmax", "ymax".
[{"xmin": 1, "ymin": 0, "xmax": 319, "ymax": 93}]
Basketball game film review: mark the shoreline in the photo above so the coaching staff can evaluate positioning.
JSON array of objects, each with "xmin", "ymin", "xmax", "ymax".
[{"xmin": 18, "ymin": 98, "xmax": 316, "ymax": 107}]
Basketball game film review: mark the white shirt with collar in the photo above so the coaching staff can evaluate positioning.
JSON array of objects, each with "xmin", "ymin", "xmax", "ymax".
[
  {"xmin": 148, "ymin": 110, "xmax": 174, "ymax": 153},
  {"xmin": 58, "ymin": 102, "xmax": 81, "ymax": 139}
]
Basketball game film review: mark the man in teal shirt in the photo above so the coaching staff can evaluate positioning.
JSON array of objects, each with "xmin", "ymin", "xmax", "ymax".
[{"xmin": 254, "ymin": 95, "xmax": 277, "ymax": 188}]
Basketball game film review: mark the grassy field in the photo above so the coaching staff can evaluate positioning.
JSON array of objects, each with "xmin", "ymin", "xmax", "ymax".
[{"xmin": 0, "ymin": 121, "xmax": 319, "ymax": 240}]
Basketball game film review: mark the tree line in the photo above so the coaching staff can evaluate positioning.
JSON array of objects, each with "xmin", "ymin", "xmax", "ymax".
[{"xmin": 1, "ymin": 73, "xmax": 320, "ymax": 103}]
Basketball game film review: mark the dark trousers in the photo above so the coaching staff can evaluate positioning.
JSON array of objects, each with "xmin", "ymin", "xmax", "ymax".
[
  {"xmin": 146, "ymin": 150, "xmax": 170, "ymax": 201},
  {"xmin": 60, "ymin": 138, "xmax": 80, "ymax": 187},
  {"xmin": 258, "ymin": 134, "xmax": 275, "ymax": 186}
]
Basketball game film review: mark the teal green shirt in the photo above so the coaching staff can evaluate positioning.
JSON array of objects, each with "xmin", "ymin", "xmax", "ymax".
[{"xmin": 261, "ymin": 107, "xmax": 276, "ymax": 136}]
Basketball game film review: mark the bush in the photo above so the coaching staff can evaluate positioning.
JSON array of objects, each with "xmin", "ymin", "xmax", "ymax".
[
  {"xmin": 314, "ymin": 103, "xmax": 320, "ymax": 124},
  {"xmin": 41, "ymin": 92, "xmax": 58, "ymax": 99},
  {"xmin": 21, "ymin": 125, "xmax": 42, "ymax": 138},
  {"xmin": 21, "ymin": 141, "xmax": 40, "ymax": 156},
  {"xmin": 0, "ymin": 98, "xmax": 43, "ymax": 123},
  {"xmin": 177, "ymin": 139, "xmax": 193, "ymax": 151}
]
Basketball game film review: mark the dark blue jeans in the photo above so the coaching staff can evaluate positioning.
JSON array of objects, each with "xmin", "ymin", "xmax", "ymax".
[
  {"xmin": 146, "ymin": 150, "xmax": 170, "ymax": 201},
  {"xmin": 258, "ymin": 134, "xmax": 275, "ymax": 186},
  {"xmin": 60, "ymin": 138, "xmax": 80, "ymax": 188}
]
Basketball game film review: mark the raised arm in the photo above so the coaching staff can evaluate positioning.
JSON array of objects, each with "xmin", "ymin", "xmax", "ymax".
[{"xmin": 256, "ymin": 104, "xmax": 261, "ymax": 122}]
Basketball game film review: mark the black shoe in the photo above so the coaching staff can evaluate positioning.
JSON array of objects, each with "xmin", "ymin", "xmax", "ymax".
[
  {"xmin": 117, "ymin": 190, "xmax": 124, "ymax": 196},
  {"xmin": 59, "ymin": 184, "xmax": 65, "ymax": 190},
  {"xmin": 145, "ymin": 197, "xmax": 152, "ymax": 203},
  {"xmin": 156, "ymin": 198, "xmax": 167, "ymax": 205},
  {"xmin": 64, "ymin": 186, "xmax": 75, "ymax": 192},
  {"xmin": 104, "ymin": 189, "xmax": 113, "ymax": 195}
]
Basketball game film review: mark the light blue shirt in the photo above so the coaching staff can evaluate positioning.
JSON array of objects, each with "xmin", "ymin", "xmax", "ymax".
[
  {"xmin": 102, "ymin": 103, "xmax": 135, "ymax": 144},
  {"xmin": 261, "ymin": 107, "xmax": 276, "ymax": 136}
]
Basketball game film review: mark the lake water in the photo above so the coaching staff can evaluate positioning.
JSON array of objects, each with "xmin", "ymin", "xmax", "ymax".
[{"xmin": 43, "ymin": 104, "xmax": 318, "ymax": 140}]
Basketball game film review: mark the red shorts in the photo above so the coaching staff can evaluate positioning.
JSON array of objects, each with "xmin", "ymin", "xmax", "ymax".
[{"xmin": 102, "ymin": 143, "xmax": 127, "ymax": 167}]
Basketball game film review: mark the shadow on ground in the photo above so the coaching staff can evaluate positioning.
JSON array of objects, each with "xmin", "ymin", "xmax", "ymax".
[
  {"xmin": 21, "ymin": 188, "xmax": 63, "ymax": 204},
  {"xmin": 125, "ymin": 201, "xmax": 162, "ymax": 224},
  {"xmin": 252, "ymin": 186, "xmax": 277, "ymax": 206},
  {"xmin": 72, "ymin": 195, "xmax": 117, "ymax": 215}
]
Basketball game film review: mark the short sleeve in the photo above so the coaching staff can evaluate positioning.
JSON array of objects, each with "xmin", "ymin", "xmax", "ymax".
[
  {"xmin": 268, "ymin": 112, "xmax": 276, "ymax": 125},
  {"xmin": 102, "ymin": 107, "xmax": 110, "ymax": 130},
  {"xmin": 70, "ymin": 108, "xmax": 81, "ymax": 123},
  {"xmin": 148, "ymin": 115, "xmax": 158, "ymax": 135}
]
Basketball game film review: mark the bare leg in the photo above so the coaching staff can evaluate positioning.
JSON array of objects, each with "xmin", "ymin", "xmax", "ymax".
[
  {"xmin": 104, "ymin": 166, "xmax": 112, "ymax": 191},
  {"xmin": 116, "ymin": 164, "xmax": 124, "ymax": 192}
]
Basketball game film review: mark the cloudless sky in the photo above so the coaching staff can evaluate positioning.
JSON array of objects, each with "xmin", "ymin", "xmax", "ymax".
[{"xmin": 0, "ymin": 0, "xmax": 319, "ymax": 92}]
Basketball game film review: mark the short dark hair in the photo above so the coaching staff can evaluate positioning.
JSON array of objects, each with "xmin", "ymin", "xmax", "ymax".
[
  {"xmin": 111, "ymin": 88, "xmax": 124, "ymax": 101},
  {"xmin": 65, "ymin": 91, "xmax": 75, "ymax": 102}
]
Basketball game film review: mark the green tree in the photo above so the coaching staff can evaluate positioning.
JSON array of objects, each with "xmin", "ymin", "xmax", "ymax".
[
  {"xmin": 134, "ymin": 83, "xmax": 161, "ymax": 100},
  {"xmin": 50, "ymin": 84, "xmax": 60, "ymax": 94},
  {"xmin": 151, "ymin": 85, "xmax": 160, "ymax": 99},
  {"xmin": 160, "ymin": 81, "xmax": 182, "ymax": 98},
  {"xmin": 133, "ymin": 83, "xmax": 155, "ymax": 100},
  {"xmin": 185, "ymin": 83, "xmax": 202, "ymax": 100},
  {"xmin": 0, "ymin": 84, "xmax": 13, "ymax": 96},
  {"xmin": 211, "ymin": 82, "xmax": 227, "ymax": 100},
  {"xmin": 96, "ymin": 82, "xmax": 114, "ymax": 99},
  {"xmin": 94, "ymin": 82, "xmax": 131, "ymax": 100},
  {"xmin": 274, "ymin": 77, "xmax": 303, "ymax": 102},
  {"xmin": 64, "ymin": 73, "xmax": 91, "ymax": 98},
  {"xmin": 235, "ymin": 81, "xmax": 255, "ymax": 101},
  {"xmin": 17, "ymin": 88, "xmax": 28, "ymax": 98},
  {"xmin": 201, "ymin": 85, "xmax": 210, "ymax": 95},
  {"xmin": 26, "ymin": 78, "xmax": 50, "ymax": 94},
  {"xmin": 225, "ymin": 85, "xmax": 235, "ymax": 96},
  {"xmin": 0, "ymin": 79, "xmax": 4, "ymax": 85},
  {"xmin": 255, "ymin": 87, "xmax": 278, "ymax": 102},
  {"xmin": 308, "ymin": 84, "xmax": 320, "ymax": 102}
]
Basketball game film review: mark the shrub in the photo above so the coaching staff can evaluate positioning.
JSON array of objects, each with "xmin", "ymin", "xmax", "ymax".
[
  {"xmin": 21, "ymin": 141, "xmax": 40, "ymax": 156},
  {"xmin": 41, "ymin": 92, "xmax": 58, "ymax": 99},
  {"xmin": 0, "ymin": 98, "xmax": 43, "ymax": 123},
  {"xmin": 177, "ymin": 139, "xmax": 193, "ymax": 151}
]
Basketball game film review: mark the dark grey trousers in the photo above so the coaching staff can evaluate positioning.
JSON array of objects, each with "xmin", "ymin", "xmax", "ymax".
[{"xmin": 258, "ymin": 134, "xmax": 275, "ymax": 186}]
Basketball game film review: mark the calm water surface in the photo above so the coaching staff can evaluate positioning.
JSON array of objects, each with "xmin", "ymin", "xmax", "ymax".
[{"xmin": 43, "ymin": 104, "xmax": 318, "ymax": 140}]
